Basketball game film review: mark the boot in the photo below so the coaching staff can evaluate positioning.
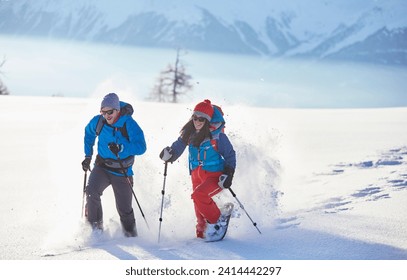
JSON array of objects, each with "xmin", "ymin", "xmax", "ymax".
[
  {"xmin": 122, "ymin": 221, "xmax": 137, "ymax": 237},
  {"xmin": 90, "ymin": 220, "xmax": 104, "ymax": 236},
  {"xmin": 204, "ymin": 203, "xmax": 234, "ymax": 242},
  {"xmin": 123, "ymin": 226, "xmax": 137, "ymax": 237}
]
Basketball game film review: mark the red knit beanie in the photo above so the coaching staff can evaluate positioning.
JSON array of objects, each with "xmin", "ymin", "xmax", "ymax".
[{"xmin": 193, "ymin": 99, "xmax": 214, "ymax": 121}]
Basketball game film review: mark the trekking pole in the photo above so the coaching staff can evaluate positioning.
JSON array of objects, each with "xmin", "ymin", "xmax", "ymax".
[
  {"xmin": 158, "ymin": 162, "xmax": 168, "ymax": 243},
  {"xmin": 81, "ymin": 170, "xmax": 88, "ymax": 218},
  {"xmin": 228, "ymin": 187, "xmax": 262, "ymax": 234},
  {"xmin": 115, "ymin": 153, "xmax": 150, "ymax": 230}
]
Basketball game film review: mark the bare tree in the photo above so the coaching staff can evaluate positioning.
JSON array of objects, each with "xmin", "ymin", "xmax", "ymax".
[
  {"xmin": 0, "ymin": 57, "xmax": 10, "ymax": 95},
  {"xmin": 149, "ymin": 48, "xmax": 193, "ymax": 103}
]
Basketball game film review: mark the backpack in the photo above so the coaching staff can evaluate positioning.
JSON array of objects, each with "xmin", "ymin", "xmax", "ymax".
[
  {"xmin": 209, "ymin": 104, "xmax": 226, "ymax": 151},
  {"xmin": 95, "ymin": 115, "xmax": 129, "ymax": 141}
]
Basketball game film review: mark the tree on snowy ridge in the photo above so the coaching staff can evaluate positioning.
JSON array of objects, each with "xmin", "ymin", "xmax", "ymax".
[
  {"xmin": 0, "ymin": 57, "xmax": 10, "ymax": 95},
  {"xmin": 149, "ymin": 48, "xmax": 193, "ymax": 103}
]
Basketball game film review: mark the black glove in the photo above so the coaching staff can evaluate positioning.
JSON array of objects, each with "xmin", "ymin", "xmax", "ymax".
[
  {"xmin": 108, "ymin": 142, "xmax": 123, "ymax": 156},
  {"xmin": 219, "ymin": 166, "xmax": 235, "ymax": 189},
  {"xmin": 159, "ymin": 146, "xmax": 174, "ymax": 163},
  {"xmin": 81, "ymin": 157, "xmax": 91, "ymax": 172}
]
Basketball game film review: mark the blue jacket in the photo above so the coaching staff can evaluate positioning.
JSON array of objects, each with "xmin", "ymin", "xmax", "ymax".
[
  {"xmin": 84, "ymin": 101, "xmax": 146, "ymax": 176},
  {"xmin": 170, "ymin": 133, "xmax": 236, "ymax": 173},
  {"xmin": 170, "ymin": 105, "xmax": 236, "ymax": 173}
]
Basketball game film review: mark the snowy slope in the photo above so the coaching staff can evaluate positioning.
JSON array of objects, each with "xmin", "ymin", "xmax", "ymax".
[
  {"xmin": 1, "ymin": 0, "xmax": 406, "ymax": 65},
  {"xmin": 0, "ymin": 95, "xmax": 406, "ymax": 262}
]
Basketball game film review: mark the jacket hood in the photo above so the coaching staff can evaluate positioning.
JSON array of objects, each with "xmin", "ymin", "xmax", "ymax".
[
  {"xmin": 119, "ymin": 101, "xmax": 133, "ymax": 116},
  {"xmin": 210, "ymin": 105, "xmax": 225, "ymax": 135},
  {"xmin": 108, "ymin": 101, "xmax": 133, "ymax": 127}
]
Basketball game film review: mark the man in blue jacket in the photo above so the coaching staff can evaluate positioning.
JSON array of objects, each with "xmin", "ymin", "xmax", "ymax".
[{"xmin": 82, "ymin": 93, "xmax": 146, "ymax": 237}]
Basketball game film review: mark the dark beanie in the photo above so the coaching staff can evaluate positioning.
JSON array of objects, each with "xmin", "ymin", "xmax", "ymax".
[{"xmin": 101, "ymin": 93, "xmax": 120, "ymax": 110}]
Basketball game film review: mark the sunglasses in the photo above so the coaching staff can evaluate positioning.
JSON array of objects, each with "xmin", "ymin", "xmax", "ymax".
[
  {"xmin": 192, "ymin": 116, "xmax": 206, "ymax": 122},
  {"xmin": 101, "ymin": 109, "xmax": 116, "ymax": 116}
]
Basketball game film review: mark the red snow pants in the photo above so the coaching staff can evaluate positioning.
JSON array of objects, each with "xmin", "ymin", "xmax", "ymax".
[{"xmin": 191, "ymin": 166, "xmax": 223, "ymax": 237}]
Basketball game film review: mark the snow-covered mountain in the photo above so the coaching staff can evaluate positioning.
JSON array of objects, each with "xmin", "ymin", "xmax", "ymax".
[{"xmin": 1, "ymin": 0, "xmax": 406, "ymax": 66}]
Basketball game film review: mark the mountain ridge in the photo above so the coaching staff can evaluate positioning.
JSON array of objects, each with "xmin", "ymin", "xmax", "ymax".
[{"xmin": 1, "ymin": 0, "xmax": 406, "ymax": 65}]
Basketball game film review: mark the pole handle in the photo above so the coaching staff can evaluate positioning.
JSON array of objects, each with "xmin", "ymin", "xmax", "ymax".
[{"xmin": 163, "ymin": 161, "xmax": 168, "ymax": 176}]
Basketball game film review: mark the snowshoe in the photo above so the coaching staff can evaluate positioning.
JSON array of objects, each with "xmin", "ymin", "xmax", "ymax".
[{"xmin": 204, "ymin": 202, "xmax": 234, "ymax": 242}]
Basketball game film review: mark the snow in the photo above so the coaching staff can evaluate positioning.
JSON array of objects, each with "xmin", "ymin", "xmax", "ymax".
[
  {"xmin": 1, "ymin": 37, "xmax": 407, "ymax": 278},
  {"xmin": 0, "ymin": 95, "xmax": 406, "ymax": 265}
]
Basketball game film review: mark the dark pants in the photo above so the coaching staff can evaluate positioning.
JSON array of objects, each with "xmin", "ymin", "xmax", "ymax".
[{"xmin": 86, "ymin": 165, "xmax": 135, "ymax": 232}]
